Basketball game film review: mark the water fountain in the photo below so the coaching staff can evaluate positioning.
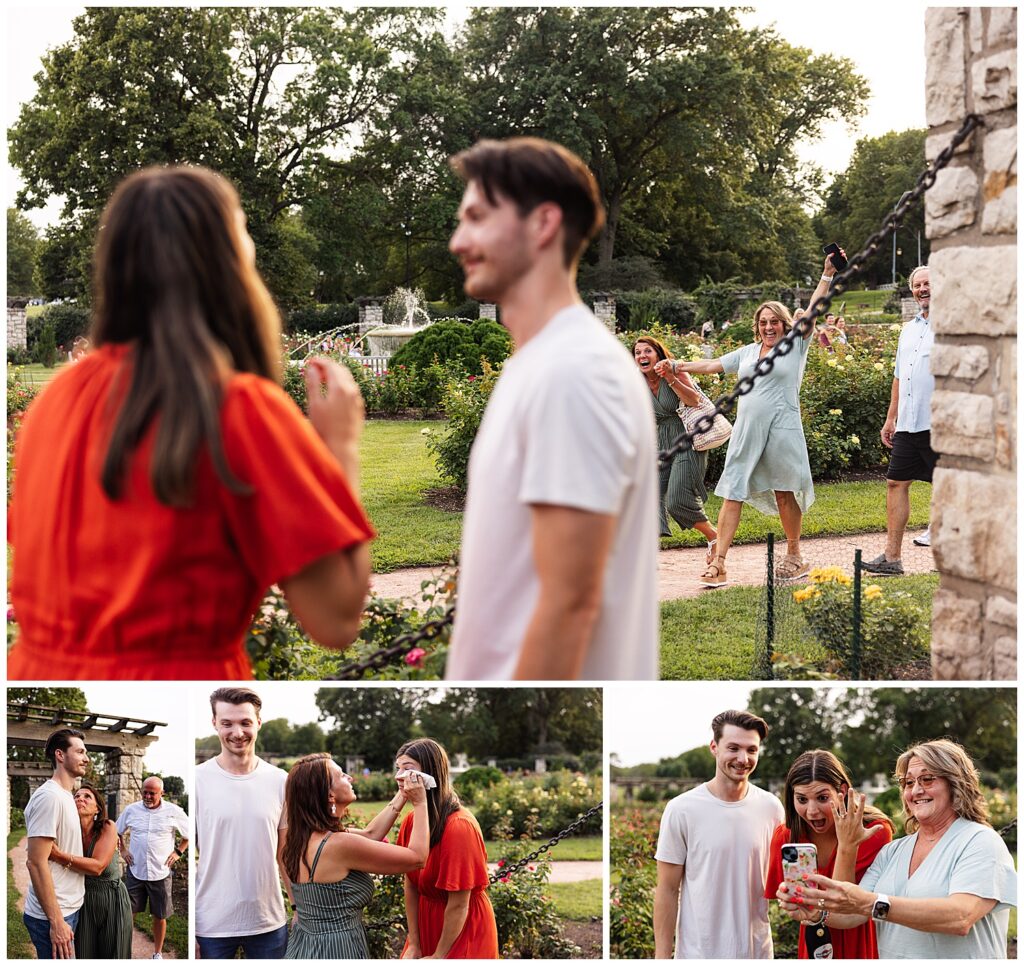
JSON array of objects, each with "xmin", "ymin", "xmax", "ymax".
[{"xmin": 364, "ymin": 287, "xmax": 434, "ymax": 357}]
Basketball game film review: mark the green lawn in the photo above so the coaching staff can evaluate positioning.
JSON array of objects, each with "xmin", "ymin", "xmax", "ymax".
[
  {"xmin": 10, "ymin": 363, "xmax": 61, "ymax": 387},
  {"xmin": 7, "ymin": 829, "xmax": 32, "ymax": 959},
  {"xmin": 361, "ymin": 420, "xmax": 926, "ymax": 571},
  {"xmin": 660, "ymin": 573, "xmax": 939, "ymax": 679},
  {"xmin": 546, "ymin": 879, "xmax": 601, "ymax": 920},
  {"xmin": 133, "ymin": 909, "xmax": 188, "ymax": 960}
]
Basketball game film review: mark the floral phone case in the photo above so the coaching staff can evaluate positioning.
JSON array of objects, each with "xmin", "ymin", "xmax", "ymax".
[{"xmin": 781, "ymin": 842, "xmax": 818, "ymax": 884}]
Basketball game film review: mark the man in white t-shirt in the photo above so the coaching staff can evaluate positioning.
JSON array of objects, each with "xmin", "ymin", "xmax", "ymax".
[
  {"xmin": 444, "ymin": 137, "xmax": 658, "ymax": 681},
  {"xmin": 654, "ymin": 709, "xmax": 784, "ymax": 959},
  {"xmin": 23, "ymin": 728, "xmax": 88, "ymax": 959},
  {"xmin": 195, "ymin": 687, "xmax": 290, "ymax": 959},
  {"xmin": 117, "ymin": 776, "xmax": 189, "ymax": 960}
]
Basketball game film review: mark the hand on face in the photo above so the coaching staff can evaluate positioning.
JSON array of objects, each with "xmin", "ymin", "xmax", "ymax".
[{"xmin": 400, "ymin": 772, "xmax": 428, "ymax": 807}]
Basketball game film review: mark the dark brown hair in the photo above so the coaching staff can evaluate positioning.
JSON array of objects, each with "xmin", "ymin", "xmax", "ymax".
[
  {"xmin": 209, "ymin": 687, "xmax": 262, "ymax": 718},
  {"xmin": 710, "ymin": 710, "xmax": 769, "ymax": 743},
  {"xmin": 783, "ymin": 750, "xmax": 893, "ymax": 843},
  {"xmin": 45, "ymin": 728, "xmax": 86, "ymax": 769},
  {"xmin": 282, "ymin": 753, "xmax": 343, "ymax": 883},
  {"xmin": 76, "ymin": 783, "xmax": 111, "ymax": 851},
  {"xmin": 395, "ymin": 738, "xmax": 460, "ymax": 850},
  {"xmin": 450, "ymin": 137, "xmax": 605, "ymax": 267},
  {"xmin": 91, "ymin": 165, "xmax": 282, "ymax": 506}
]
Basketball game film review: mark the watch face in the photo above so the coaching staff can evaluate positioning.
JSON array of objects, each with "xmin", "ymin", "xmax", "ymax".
[{"xmin": 874, "ymin": 899, "xmax": 891, "ymax": 920}]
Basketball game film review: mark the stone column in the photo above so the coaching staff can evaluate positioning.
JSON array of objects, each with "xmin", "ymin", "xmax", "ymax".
[
  {"xmin": 105, "ymin": 749, "xmax": 145, "ymax": 819},
  {"xmin": 479, "ymin": 302, "xmax": 497, "ymax": 321},
  {"xmin": 7, "ymin": 298, "xmax": 28, "ymax": 350},
  {"xmin": 924, "ymin": 8, "xmax": 1016, "ymax": 679},
  {"xmin": 592, "ymin": 294, "xmax": 616, "ymax": 332}
]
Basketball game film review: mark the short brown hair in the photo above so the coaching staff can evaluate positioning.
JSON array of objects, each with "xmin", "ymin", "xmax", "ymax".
[
  {"xmin": 209, "ymin": 687, "xmax": 262, "ymax": 717},
  {"xmin": 711, "ymin": 709, "xmax": 769, "ymax": 743},
  {"xmin": 450, "ymin": 137, "xmax": 605, "ymax": 267},
  {"xmin": 45, "ymin": 728, "xmax": 86, "ymax": 769}
]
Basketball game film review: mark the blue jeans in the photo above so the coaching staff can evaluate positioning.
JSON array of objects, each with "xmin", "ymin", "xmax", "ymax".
[
  {"xmin": 23, "ymin": 910, "xmax": 81, "ymax": 959},
  {"xmin": 197, "ymin": 924, "xmax": 289, "ymax": 959}
]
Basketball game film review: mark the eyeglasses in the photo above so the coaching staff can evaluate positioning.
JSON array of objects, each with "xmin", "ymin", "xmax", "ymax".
[{"xmin": 899, "ymin": 774, "xmax": 940, "ymax": 791}]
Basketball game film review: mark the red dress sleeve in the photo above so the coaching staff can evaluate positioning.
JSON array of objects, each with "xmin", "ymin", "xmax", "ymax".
[
  {"xmin": 855, "ymin": 819, "xmax": 893, "ymax": 880},
  {"xmin": 764, "ymin": 824, "xmax": 789, "ymax": 899},
  {"xmin": 433, "ymin": 811, "xmax": 491, "ymax": 892},
  {"xmin": 216, "ymin": 374, "xmax": 375, "ymax": 589}
]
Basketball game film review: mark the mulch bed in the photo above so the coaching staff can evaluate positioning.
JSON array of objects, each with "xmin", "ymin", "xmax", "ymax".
[
  {"xmin": 560, "ymin": 918, "xmax": 603, "ymax": 959},
  {"xmin": 423, "ymin": 485, "xmax": 466, "ymax": 513}
]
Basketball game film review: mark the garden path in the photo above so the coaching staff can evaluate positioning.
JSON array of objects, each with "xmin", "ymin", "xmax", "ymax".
[
  {"xmin": 488, "ymin": 860, "xmax": 602, "ymax": 883},
  {"xmin": 8, "ymin": 834, "xmax": 177, "ymax": 959},
  {"xmin": 369, "ymin": 528, "xmax": 934, "ymax": 602}
]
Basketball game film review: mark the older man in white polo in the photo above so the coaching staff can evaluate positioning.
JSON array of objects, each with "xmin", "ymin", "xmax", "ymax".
[{"xmin": 117, "ymin": 776, "xmax": 188, "ymax": 960}]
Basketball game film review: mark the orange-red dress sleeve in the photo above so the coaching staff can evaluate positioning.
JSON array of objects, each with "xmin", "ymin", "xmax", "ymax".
[
  {"xmin": 432, "ymin": 811, "xmax": 491, "ymax": 893},
  {"xmin": 216, "ymin": 374, "xmax": 375, "ymax": 589}
]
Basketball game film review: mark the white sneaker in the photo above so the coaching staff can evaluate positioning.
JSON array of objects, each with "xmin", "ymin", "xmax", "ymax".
[
  {"xmin": 913, "ymin": 527, "xmax": 931, "ymax": 547},
  {"xmin": 151, "ymin": 955, "xmax": 163, "ymax": 960}
]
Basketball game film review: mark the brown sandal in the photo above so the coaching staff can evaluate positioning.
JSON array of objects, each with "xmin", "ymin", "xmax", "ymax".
[
  {"xmin": 701, "ymin": 555, "xmax": 728, "ymax": 588},
  {"xmin": 775, "ymin": 554, "xmax": 809, "ymax": 581}
]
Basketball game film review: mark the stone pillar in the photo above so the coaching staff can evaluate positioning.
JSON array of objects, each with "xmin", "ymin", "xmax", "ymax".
[
  {"xmin": 357, "ymin": 298, "xmax": 385, "ymax": 327},
  {"xmin": 7, "ymin": 298, "xmax": 28, "ymax": 350},
  {"xmin": 900, "ymin": 297, "xmax": 919, "ymax": 320},
  {"xmin": 478, "ymin": 302, "xmax": 498, "ymax": 321},
  {"xmin": 592, "ymin": 294, "xmax": 616, "ymax": 332},
  {"xmin": 105, "ymin": 748, "xmax": 145, "ymax": 819},
  {"xmin": 924, "ymin": 7, "xmax": 1016, "ymax": 679},
  {"xmin": 534, "ymin": 757, "xmax": 547, "ymax": 774}
]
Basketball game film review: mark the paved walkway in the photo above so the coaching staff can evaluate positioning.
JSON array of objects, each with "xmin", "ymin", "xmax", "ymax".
[
  {"xmin": 370, "ymin": 528, "xmax": 934, "ymax": 602},
  {"xmin": 8, "ymin": 834, "xmax": 176, "ymax": 959},
  {"xmin": 488, "ymin": 860, "xmax": 601, "ymax": 883}
]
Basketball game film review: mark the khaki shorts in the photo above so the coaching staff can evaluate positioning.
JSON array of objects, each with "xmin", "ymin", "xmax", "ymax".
[{"xmin": 125, "ymin": 868, "xmax": 173, "ymax": 919}]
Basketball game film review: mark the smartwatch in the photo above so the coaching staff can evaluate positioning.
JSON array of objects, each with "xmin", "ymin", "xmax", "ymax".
[{"xmin": 871, "ymin": 894, "xmax": 892, "ymax": 921}]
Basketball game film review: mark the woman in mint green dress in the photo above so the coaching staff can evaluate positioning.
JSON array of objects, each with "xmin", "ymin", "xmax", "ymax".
[
  {"xmin": 50, "ymin": 784, "xmax": 133, "ymax": 959},
  {"xmin": 672, "ymin": 252, "xmax": 842, "ymax": 586}
]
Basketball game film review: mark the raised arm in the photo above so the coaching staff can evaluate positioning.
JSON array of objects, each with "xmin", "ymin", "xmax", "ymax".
[
  {"xmin": 336, "ymin": 782, "xmax": 430, "ymax": 875},
  {"xmin": 346, "ymin": 791, "xmax": 407, "ymax": 841},
  {"xmin": 50, "ymin": 822, "xmax": 118, "ymax": 876},
  {"xmin": 654, "ymin": 860, "xmax": 683, "ymax": 959},
  {"xmin": 801, "ymin": 249, "xmax": 846, "ymax": 341},
  {"xmin": 652, "ymin": 362, "xmax": 704, "ymax": 407},
  {"xmin": 671, "ymin": 358, "xmax": 725, "ymax": 376}
]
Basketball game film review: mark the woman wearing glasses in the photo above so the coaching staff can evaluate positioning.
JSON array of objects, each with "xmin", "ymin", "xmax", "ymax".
[{"xmin": 777, "ymin": 739, "xmax": 1017, "ymax": 958}]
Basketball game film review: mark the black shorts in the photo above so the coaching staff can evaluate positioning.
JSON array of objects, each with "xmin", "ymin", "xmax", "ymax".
[
  {"xmin": 887, "ymin": 430, "xmax": 939, "ymax": 483},
  {"xmin": 125, "ymin": 868, "xmax": 173, "ymax": 919}
]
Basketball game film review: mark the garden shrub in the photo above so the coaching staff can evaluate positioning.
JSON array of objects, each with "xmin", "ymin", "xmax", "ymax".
[
  {"xmin": 29, "ymin": 303, "xmax": 90, "ymax": 354},
  {"xmin": 792, "ymin": 568, "xmax": 930, "ymax": 677},
  {"xmin": 427, "ymin": 362, "xmax": 500, "ymax": 490},
  {"xmin": 610, "ymin": 806, "xmax": 659, "ymax": 958},
  {"xmin": 34, "ymin": 321, "xmax": 58, "ymax": 367},
  {"xmin": 454, "ymin": 766, "xmax": 505, "ymax": 803},
  {"xmin": 472, "ymin": 771, "xmax": 602, "ymax": 840},
  {"xmin": 285, "ymin": 302, "xmax": 359, "ymax": 334},
  {"xmin": 7, "ymin": 345, "xmax": 31, "ymax": 365},
  {"xmin": 614, "ymin": 288, "xmax": 698, "ymax": 331},
  {"xmin": 391, "ymin": 318, "xmax": 511, "ymax": 374}
]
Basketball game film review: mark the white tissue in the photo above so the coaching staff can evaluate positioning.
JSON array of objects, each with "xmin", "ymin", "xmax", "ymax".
[{"xmin": 396, "ymin": 768, "xmax": 437, "ymax": 790}]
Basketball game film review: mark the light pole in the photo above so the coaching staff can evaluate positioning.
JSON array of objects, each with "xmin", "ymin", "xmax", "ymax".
[{"xmin": 402, "ymin": 223, "xmax": 412, "ymax": 288}]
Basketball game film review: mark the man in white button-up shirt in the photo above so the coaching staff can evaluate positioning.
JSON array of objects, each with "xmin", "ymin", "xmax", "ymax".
[
  {"xmin": 117, "ymin": 776, "xmax": 188, "ymax": 960},
  {"xmin": 863, "ymin": 266, "xmax": 937, "ymax": 576}
]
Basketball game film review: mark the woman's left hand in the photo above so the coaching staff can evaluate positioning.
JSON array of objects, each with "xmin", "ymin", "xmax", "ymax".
[
  {"xmin": 833, "ymin": 788, "xmax": 887, "ymax": 850},
  {"xmin": 793, "ymin": 873, "xmax": 872, "ymax": 916},
  {"xmin": 653, "ymin": 359, "xmax": 675, "ymax": 378}
]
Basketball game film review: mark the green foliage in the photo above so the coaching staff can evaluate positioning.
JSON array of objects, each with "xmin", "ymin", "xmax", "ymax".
[
  {"xmin": 29, "ymin": 303, "xmax": 90, "ymax": 354},
  {"xmin": 427, "ymin": 361, "xmax": 500, "ymax": 490},
  {"xmin": 33, "ymin": 321, "xmax": 58, "ymax": 367},
  {"xmin": 391, "ymin": 318, "xmax": 511, "ymax": 374},
  {"xmin": 792, "ymin": 568, "xmax": 929, "ymax": 677},
  {"xmin": 7, "ymin": 209, "xmax": 41, "ymax": 294},
  {"xmin": 578, "ymin": 255, "xmax": 666, "ymax": 291},
  {"xmin": 7, "ymin": 687, "xmax": 89, "ymax": 711},
  {"xmin": 614, "ymin": 288, "xmax": 698, "ymax": 331},
  {"xmin": 609, "ymin": 806, "xmax": 658, "ymax": 958},
  {"xmin": 316, "ymin": 688, "xmax": 419, "ymax": 770},
  {"xmin": 453, "ymin": 766, "xmax": 505, "ymax": 802},
  {"xmin": 7, "ymin": 345, "xmax": 32, "ymax": 366},
  {"xmin": 7, "ymin": 369, "xmax": 40, "ymax": 422},
  {"xmin": 286, "ymin": 303, "xmax": 360, "ymax": 334},
  {"xmin": 471, "ymin": 771, "xmax": 602, "ymax": 840}
]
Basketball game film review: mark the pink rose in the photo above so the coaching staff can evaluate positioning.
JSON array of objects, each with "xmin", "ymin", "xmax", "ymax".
[{"xmin": 405, "ymin": 648, "xmax": 426, "ymax": 667}]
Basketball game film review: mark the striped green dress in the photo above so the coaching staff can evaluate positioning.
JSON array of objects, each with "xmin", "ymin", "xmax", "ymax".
[
  {"xmin": 650, "ymin": 378, "xmax": 710, "ymax": 535},
  {"xmin": 75, "ymin": 831, "xmax": 133, "ymax": 959},
  {"xmin": 285, "ymin": 832, "xmax": 374, "ymax": 959}
]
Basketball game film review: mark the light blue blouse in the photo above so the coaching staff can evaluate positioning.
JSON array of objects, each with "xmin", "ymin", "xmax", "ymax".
[{"xmin": 859, "ymin": 818, "xmax": 1017, "ymax": 959}]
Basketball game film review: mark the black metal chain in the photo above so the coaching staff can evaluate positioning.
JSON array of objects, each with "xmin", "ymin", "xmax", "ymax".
[
  {"xmin": 488, "ymin": 801, "xmax": 604, "ymax": 884},
  {"xmin": 325, "ymin": 113, "xmax": 982, "ymax": 678},
  {"xmin": 998, "ymin": 818, "xmax": 1016, "ymax": 837},
  {"xmin": 364, "ymin": 801, "xmax": 603, "ymax": 930},
  {"xmin": 658, "ymin": 112, "xmax": 983, "ymax": 468}
]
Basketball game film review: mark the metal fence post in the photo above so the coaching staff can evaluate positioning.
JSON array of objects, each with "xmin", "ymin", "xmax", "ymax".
[
  {"xmin": 765, "ymin": 533, "xmax": 775, "ymax": 677},
  {"xmin": 852, "ymin": 549, "xmax": 863, "ymax": 678}
]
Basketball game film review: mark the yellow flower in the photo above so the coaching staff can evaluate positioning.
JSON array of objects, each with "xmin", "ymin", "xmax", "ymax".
[
  {"xmin": 808, "ymin": 566, "xmax": 852, "ymax": 586},
  {"xmin": 864, "ymin": 585, "xmax": 883, "ymax": 600},
  {"xmin": 829, "ymin": 408, "xmax": 843, "ymax": 416},
  {"xmin": 890, "ymin": 323, "xmax": 902, "ymax": 332},
  {"xmin": 792, "ymin": 586, "xmax": 820, "ymax": 603},
  {"xmin": 874, "ymin": 362, "xmax": 885, "ymax": 371},
  {"xmin": 827, "ymin": 358, "xmax": 838, "ymax": 368},
  {"xmin": 849, "ymin": 435, "xmax": 860, "ymax": 446}
]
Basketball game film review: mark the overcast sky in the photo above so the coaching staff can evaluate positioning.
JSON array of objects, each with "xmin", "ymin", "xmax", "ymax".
[{"xmin": 5, "ymin": 3, "xmax": 927, "ymax": 229}]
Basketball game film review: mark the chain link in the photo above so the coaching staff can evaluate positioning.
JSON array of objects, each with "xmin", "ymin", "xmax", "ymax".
[
  {"xmin": 658, "ymin": 112, "xmax": 982, "ymax": 468},
  {"xmin": 327, "ymin": 113, "xmax": 982, "ymax": 678}
]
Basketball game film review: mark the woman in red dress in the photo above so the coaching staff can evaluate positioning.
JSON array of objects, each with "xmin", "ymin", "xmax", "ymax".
[
  {"xmin": 8, "ymin": 166, "xmax": 373, "ymax": 679},
  {"xmin": 765, "ymin": 749, "xmax": 893, "ymax": 959},
  {"xmin": 394, "ymin": 738, "xmax": 499, "ymax": 959}
]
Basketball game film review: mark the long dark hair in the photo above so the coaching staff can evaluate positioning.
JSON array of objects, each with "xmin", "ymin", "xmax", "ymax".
[
  {"xmin": 92, "ymin": 165, "xmax": 282, "ymax": 506},
  {"xmin": 784, "ymin": 750, "xmax": 893, "ymax": 843},
  {"xmin": 76, "ymin": 783, "xmax": 110, "ymax": 850},
  {"xmin": 282, "ymin": 753, "xmax": 342, "ymax": 883},
  {"xmin": 396, "ymin": 738, "xmax": 460, "ymax": 850}
]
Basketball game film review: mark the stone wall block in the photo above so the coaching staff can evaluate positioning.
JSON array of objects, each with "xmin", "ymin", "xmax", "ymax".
[
  {"xmin": 932, "ymin": 469, "xmax": 1017, "ymax": 592},
  {"xmin": 971, "ymin": 50, "xmax": 1017, "ymax": 114},
  {"xmin": 930, "ymin": 589, "xmax": 987, "ymax": 679},
  {"xmin": 929, "ymin": 246, "xmax": 1017, "ymax": 336},
  {"xmin": 930, "ymin": 390, "xmax": 995, "ymax": 459},
  {"xmin": 925, "ymin": 130, "xmax": 974, "ymax": 162},
  {"xmin": 925, "ymin": 166, "xmax": 978, "ymax": 238},
  {"xmin": 930, "ymin": 343, "xmax": 989, "ymax": 380},
  {"xmin": 993, "ymin": 633, "xmax": 1017, "ymax": 679},
  {"xmin": 987, "ymin": 7, "xmax": 1017, "ymax": 46},
  {"xmin": 969, "ymin": 8, "xmax": 984, "ymax": 49},
  {"xmin": 926, "ymin": 9, "xmax": 967, "ymax": 125},
  {"xmin": 986, "ymin": 594, "xmax": 1016, "ymax": 628},
  {"xmin": 981, "ymin": 125, "xmax": 1018, "ymax": 234},
  {"xmin": 983, "ymin": 185, "xmax": 1017, "ymax": 234}
]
